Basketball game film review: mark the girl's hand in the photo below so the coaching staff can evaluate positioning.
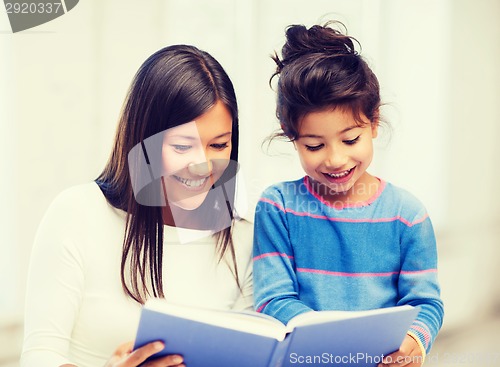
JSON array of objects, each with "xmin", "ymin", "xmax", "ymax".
[
  {"xmin": 104, "ymin": 341, "xmax": 184, "ymax": 367},
  {"xmin": 378, "ymin": 334, "xmax": 423, "ymax": 367}
]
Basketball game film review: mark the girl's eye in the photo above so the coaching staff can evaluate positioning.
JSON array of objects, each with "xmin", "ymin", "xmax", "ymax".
[
  {"xmin": 305, "ymin": 144, "xmax": 324, "ymax": 152},
  {"xmin": 343, "ymin": 136, "xmax": 360, "ymax": 145},
  {"xmin": 211, "ymin": 142, "xmax": 229, "ymax": 150},
  {"xmin": 171, "ymin": 144, "xmax": 192, "ymax": 152}
]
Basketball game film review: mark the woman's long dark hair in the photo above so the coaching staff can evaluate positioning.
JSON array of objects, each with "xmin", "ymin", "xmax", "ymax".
[{"xmin": 95, "ymin": 45, "xmax": 240, "ymax": 304}]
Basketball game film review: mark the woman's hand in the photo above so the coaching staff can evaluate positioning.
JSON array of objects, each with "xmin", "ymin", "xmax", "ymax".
[
  {"xmin": 378, "ymin": 334, "xmax": 423, "ymax": 367},
  {"xmin": 104, "ymin": 341, "xmax": 184, "ymax": 367}
]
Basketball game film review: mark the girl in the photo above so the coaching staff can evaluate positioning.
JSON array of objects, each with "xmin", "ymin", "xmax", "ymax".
[
  {"xmin": 253, "ymin": 23, "xmax": 444, "ymax": 367},
  {"xmin": 21, "ymin": 45, "xmax": 253, "ymax": 367}
]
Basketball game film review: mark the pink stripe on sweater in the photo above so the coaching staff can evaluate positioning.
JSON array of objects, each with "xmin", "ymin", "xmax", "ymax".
[
  {"xmin": 297, "ymin": 268, "xmax": 399, "ymax": 277},
  {"xmin": 256, "ymin": 301, "xmax": 270, "ymax": 313},
  {"xmin": 253, "ymin": 252, "xmax": 294, "ymax": 261},
  {"xmin": 411, "ymin": 325, "xmax": 431, "ymax": 346},
  {"xmin": 400, "ymin": 269, "xmax": 437, "ymax": 275},
  {"xmin": 296, "ymin": 268, "xmax": 437, "ymax": 277},
  {"xmin": 259, "ymin": 197, "xmax": 428, "ymax": 227}
]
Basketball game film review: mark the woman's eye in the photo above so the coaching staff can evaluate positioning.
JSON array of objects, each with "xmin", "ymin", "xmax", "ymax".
[
  {"xmin": 343, "ymin": 136, "xmax": 360, "ymax": 145},
  {"xmin": 305, "ymin": 144, "xmax": 324, "ymax": 151},
  {"xmin": 171, "ymin": 144, "xmax": 192, "ymax": 152},
  {"xmin": 211, "ymin": 142, "xmax": 229, "ymax": 150}
]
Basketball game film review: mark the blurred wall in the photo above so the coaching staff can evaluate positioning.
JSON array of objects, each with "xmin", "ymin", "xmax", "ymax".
[
  {"xmin": 442, "ymin": 0, "xmax": 500, "ymax": 326},
  {"xmin": 1, "ymin": 0, "xmax": 500, "ymax": 363}
]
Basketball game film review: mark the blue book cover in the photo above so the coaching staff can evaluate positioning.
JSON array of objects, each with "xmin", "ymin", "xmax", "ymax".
[
  {"xmin": 281, "ymin": 306, "xmax": 420, "ymax": 367},
  {"xmin": 134, "ymin": 300, "xmax": 285, "ymax": 367},
  {"xmin": 133, "ymin": 300, "xmax": 419, "ymax": 367}
]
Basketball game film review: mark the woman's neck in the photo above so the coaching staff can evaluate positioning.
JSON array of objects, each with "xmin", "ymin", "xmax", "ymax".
[{"xmin": 162, "ymin": 204, "xmax": 212, "ymax": 230}]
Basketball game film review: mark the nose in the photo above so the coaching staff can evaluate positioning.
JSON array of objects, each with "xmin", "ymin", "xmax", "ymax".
[
  {"xmin": 324, "ymin": 146, "xmax": 348, "ymax": 169},
  {"xmin": 187, "ymin": 159, "xmax": 213, "ymax": 177}
]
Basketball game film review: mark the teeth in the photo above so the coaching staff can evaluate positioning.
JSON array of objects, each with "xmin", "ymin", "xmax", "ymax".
[
  {"xmin": 174, "ymin": 176, "xmax": 208, "ymax": 188},
  {"xmin": 326, "ymin": 169, "xmax": 351, "ymax": 178}
]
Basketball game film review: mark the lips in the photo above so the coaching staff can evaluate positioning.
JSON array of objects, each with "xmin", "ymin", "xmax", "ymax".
[{"xmin": 322, "ymin": 167, "xmax": 355, "ymax": 184}]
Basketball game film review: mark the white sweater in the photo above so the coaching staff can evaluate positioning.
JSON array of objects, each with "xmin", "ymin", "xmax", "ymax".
[{"xmin": 21, "ymin": 182, "xmax": 253, "ymax": 367}]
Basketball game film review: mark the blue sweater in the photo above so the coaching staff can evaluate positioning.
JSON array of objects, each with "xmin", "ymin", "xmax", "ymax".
[{"xmin": 253, "ymin": 176, "xmax": 444, "ymax": 354}]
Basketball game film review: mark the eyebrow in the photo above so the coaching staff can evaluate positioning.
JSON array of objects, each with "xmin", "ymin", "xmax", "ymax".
[
  {"xmin": 298, "ymin": 125, "xmax": 360, "ymax": 139},
  {"xmin": 213, "ymin": 132, "xmax": 232, "ymax": 139},
  {"xmin": 167, "ymin": 131, "xmax": 232, "ymax": 140}
]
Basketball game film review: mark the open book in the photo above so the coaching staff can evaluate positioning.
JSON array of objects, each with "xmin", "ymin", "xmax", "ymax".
[{"xmin": 133, "ymin": 299, "xmax": 420, "ymax": 367}]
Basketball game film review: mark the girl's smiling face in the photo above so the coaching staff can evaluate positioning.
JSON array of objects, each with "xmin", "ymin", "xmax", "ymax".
[
  {"xmin": 294, "ymin": 107, "xmax": 379, "ymax": 205},
  {"xmin": 162, "ymin": 100, "xmax": 232, "ymax": 210}
]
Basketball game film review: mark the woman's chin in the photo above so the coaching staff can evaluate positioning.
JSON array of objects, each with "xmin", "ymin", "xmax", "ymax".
[{"xmin": 169, "ymin": 192, "xmax": 208, "ymax": 211}]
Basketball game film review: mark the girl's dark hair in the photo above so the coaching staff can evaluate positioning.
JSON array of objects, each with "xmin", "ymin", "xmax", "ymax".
[
  {"xmin": 95, "ymin": 45, "xmax": 240, "ymax": 304},
  {"xmin": 271, "ymin": 21, "xmax": 381, "ymax": 140}
]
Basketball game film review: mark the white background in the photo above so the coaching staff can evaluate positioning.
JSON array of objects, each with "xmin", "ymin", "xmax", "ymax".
[{"xmin": 1, "ymin": 0, "xmax": 500, "ymax": 364}]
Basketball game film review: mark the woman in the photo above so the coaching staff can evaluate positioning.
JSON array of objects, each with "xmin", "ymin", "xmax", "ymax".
[{"xmin": 21, "ymin": 45, "xmax": 253, "ymax": 367}]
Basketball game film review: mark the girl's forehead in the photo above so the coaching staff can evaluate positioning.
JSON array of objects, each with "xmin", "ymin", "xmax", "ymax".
[{"xmin": 299, "ymin": 108, "xmax": 367, "ymax": 133}]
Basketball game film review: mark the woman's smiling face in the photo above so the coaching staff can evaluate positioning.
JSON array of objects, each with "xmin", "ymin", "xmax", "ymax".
[{"xmin": 162, "ymin": 100, "xmax": 233, "ymax": 210}]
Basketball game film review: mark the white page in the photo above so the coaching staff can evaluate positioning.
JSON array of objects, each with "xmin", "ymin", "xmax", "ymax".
[{"xmin": 145, "ymin": 299, "xmax": 288, "ymax": 341}]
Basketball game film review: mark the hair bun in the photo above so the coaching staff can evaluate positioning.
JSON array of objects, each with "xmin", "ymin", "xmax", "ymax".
[{"xmin": 274, "ymin": 22, "xmax": 358, "ymax": 73}]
